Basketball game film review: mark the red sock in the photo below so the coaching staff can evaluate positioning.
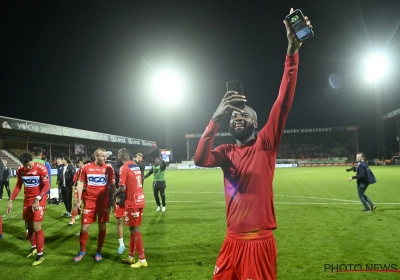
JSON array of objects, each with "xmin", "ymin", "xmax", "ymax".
[
  {"xmin": 79, "ymin": 232, "xmax": 88, "ymax": 252},
  {"xmin": 35, "ymin": 229, "xmax": 44, "ymax": 254},
  {"xmin": 97, "ymin": 229, "xmax": 106, "ymax": 253},
  {"xmin": 29, "ymin": 229, "xmax": 37, "ymax": 247},
  {"xmin": 133, "ymin": 232, "xmax": 145, "ymax": 260},
  {"xmin": 0, "ymin": 216, "xmax": 2, "ymax": 234},
  {"xmin": 71, "ymin": 209, "xmax": 77, "ymax": 219}
]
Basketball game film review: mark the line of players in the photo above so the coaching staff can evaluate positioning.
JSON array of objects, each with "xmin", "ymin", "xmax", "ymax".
[{"xmin": 6, "ymin": 148, "xmax": 147, "ymax": 268}]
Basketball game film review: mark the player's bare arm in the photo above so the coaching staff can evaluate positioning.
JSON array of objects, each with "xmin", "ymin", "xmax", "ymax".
[
  {"xmin": 113, "ymin": 185, "xmax": 125, "ymax": 198},
  {"xmin": 284, "ymin": 8, "xmax": 313, "ymax": 55},
  {"xmin": 32, "ymin": 198, "xmax": 40, "ymax": 212},
  {"xmin": 76, "ymin": 180, "xmax": 84, "ymax": 210},
  {"xmin": 6, "ymin": 200, "xmax": 12, "ymax": 213}
]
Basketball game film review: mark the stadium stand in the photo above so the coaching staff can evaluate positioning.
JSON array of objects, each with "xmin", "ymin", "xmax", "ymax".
[{"xmin": 0, "ymin": 150, "xmax": 21, "ymax": 171}]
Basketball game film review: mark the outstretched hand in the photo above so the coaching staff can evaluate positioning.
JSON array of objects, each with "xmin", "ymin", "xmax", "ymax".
[
  {"xmin": 283, "ymin": 8, "xmax": 313, "ymax": 55},
  {"xmin": 211, "ymin": 91, "xmax": 246, "ymax": 124}
]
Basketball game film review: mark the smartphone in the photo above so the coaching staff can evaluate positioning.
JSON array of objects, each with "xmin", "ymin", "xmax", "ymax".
[
  {"xmin": 286, "ymin": 9, "xmax": 314, "ymax": 42},
  {"xmin": 226, "ymin": 80, "xmax": 245, "ymax": 109}
]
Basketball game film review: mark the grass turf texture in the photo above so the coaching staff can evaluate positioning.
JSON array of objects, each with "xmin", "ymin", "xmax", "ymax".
[{"xmin": 0, "ymin": 166, "xmax": 399, "ymax": 280}]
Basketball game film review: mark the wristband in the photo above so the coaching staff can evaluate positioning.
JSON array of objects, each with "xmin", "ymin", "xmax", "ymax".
[{"xmin": 36, "ymin": 196, "xmax": 42, "ymax": 201}]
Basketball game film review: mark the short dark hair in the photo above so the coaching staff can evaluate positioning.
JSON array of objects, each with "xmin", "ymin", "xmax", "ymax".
[
  {"xmin": 32, "ymin": 147, "xmax": 43, "ymax": 157},
  {"xmin": 19, "ymin": 152, "xmax": 33, "ymax": 165},
  {"xmin": 63, "ymin": 156, "xmax": 71, "ymax": 164},
  {"xmin": 118, "ymin": 148, "xmax": 130, "ymax": 161},
  {"xmin": 82, "ymin": 158, "xmax": 91, "ymax": 165}
]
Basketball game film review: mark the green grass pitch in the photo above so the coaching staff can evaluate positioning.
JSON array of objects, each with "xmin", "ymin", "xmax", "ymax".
[{"xmin": 0, "ymin": 166, "xmax": 399, "ymax": 280}]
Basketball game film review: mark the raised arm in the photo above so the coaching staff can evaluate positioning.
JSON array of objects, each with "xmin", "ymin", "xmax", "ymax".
[
  {"xmin": 257, "ymin": 53, "xmax": 299, "ymax": 151},
  {"xmin": 258, "ymin": 8, "xmax": 312, "ymax": 152}
]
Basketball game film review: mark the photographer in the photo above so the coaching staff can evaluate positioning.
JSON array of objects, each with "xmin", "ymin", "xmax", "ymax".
[{"xmin": 347, "ymin": 153, "xmax": 376, "ymax": 212}]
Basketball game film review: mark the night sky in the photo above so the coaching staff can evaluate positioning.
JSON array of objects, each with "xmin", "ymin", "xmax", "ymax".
[{"xmin": 2, "ymin": 0, "xmax": 400, "ymax": 160}]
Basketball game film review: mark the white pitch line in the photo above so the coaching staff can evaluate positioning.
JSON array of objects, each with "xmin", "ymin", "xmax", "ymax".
[
  {"xmin": 153, "ymin": 201, "xmax": 400, "ymax": 205},
  {"xmin": 274, "ymin": 194, "xmax": 359, "ymax": 203}
]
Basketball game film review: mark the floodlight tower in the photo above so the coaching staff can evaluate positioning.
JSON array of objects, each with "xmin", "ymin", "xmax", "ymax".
[{"xmin": 365, "ymin": 54, "xmax": 389, "ymax": 160}]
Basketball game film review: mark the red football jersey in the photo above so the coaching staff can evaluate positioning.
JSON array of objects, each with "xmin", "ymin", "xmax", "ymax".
[
  {"xmin": 12, "ymin": 162, "xmax": 50, "ymax": 203},
  {"xmin": 79, "ymin": 162, "xmax": 115, "ymax": 201},
  {"xmin": 119, "ymin": 161, "xmax": 144, "ymax": 208},
  {"xmin": 195, "ymin": 53, "xmax": 299, "ymax": 234}
]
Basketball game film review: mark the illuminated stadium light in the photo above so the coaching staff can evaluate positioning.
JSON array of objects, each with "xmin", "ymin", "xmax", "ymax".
[
  {"xmin": 151, "ymin": 69, "xmax": 185, "ymax": 105},
  {"xmin": 365, "ymin": 53, "xmax": 389, "ymax": 82}
]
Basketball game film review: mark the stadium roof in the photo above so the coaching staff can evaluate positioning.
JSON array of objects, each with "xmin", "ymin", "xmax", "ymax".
[
  {"xmin": 185, "ymin": 126, "xmax": 359, "ymax": 138},
  {"xmin": 0, "ymin": 116, "xmax": 157, "ymax": 155}
]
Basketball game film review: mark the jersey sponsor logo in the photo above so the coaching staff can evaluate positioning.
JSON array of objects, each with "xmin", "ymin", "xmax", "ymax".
[
  {"xmin": 135, "ymin": 193, "xmax": 145, "ymax": 204},
  {"xmin": 87, "ymin": 174, "xmax": 107, "ymax": 186},
  {"xmin": 22, "ymin": 176, "xmax": 40, "ymax": 187},
  {"xmin": 128, "ymin": 165, "xmax": 140, "ymax": 171},
  {"xmin": 131, "ymin": 211, "xmax": 140, "ymax": 218}
]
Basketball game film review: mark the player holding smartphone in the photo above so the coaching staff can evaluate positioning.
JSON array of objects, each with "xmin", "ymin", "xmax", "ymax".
[{"xmin": 194, "ymin": 8, "xmax": 313, "ymax": 280}]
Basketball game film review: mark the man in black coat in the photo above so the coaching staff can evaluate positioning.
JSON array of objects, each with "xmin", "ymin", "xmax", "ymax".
[
  {"xmin": 59, "ymin": 156, "xmax": 76, "ymax": 217},
  {"xmin": 348, "ymin": 152, "xmax": 376, "ymax": 212}
]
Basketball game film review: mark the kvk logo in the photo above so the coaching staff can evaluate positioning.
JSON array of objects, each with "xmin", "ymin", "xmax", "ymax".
[
  {"xmin": 22, "ymin": 176, "xmax": 40, "ymax": 187},
  {"xmin": 87, "ymin": 175, "xmax": 106, "ymax": 186}
]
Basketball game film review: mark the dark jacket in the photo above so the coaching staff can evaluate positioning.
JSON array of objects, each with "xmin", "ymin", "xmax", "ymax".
[
  {"xmin": 111, "ymin": 161, "xmax": 125, "ymax": 205},
  {"xmin": 352, "ymin": 162, "xmax": 368, "ymax": 185},
  {"xmin": 0, "ymin": 160, "xmax": 4, "ymax": 182},
  {"xmin": 59, "ymin": 164, "xmax": 76, "ymax": 188},
  {"xmin": 57, "ymin": 164, "xmax": 65, "ymax": 185},
  {"xmin": 2, "ymin": 165, "xmax": 11, "ymax": 181},
  {"xmin": 135, "ymin": 159, "xmax": 146, "ymax": 179}
]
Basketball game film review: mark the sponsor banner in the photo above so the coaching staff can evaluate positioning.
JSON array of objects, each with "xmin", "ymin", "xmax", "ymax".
[
  {"xmin": 283, "ymin": 127, "xmax": 358, "ymax": 133},
  {"xmin": 0, "ymin": 116, "xmax": 157, "ymax": 148},
  {"xmin": 186, "ymin": 126, "xmax": 359, "ymax": 139}
]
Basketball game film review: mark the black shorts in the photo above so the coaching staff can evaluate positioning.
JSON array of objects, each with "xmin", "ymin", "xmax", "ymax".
[{"xmin": 153, "ymin": 181, "xmax": 166, "ymax": 188}]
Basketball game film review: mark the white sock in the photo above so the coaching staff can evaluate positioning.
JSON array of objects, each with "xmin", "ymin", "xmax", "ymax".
[
  {"xmin": 118, "ymin": 238, "xmax": 124, "ymax": 247},
  {"xmin": 140, "ymin": 259, "xmax": 146, "ymax": 263}
]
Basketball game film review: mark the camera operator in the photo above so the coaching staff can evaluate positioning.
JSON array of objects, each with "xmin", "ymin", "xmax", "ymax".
[{"xmin": 347, "ymin": 153, "xmax": 376, "ymax": 212}]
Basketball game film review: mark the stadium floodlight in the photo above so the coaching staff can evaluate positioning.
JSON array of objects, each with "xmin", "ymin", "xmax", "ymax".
[
  {"xmin": 364, "ymin": 53, "xmax": 389, "ymax": 82},
  {"xmin": 150, "ymin": 68, "xmax": 185, "ymax": 105}
]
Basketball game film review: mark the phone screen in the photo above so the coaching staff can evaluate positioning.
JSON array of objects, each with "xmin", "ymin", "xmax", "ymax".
[{"xmin": 286, "ymin": 9, "xmax": 314, "ymax": 42}]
